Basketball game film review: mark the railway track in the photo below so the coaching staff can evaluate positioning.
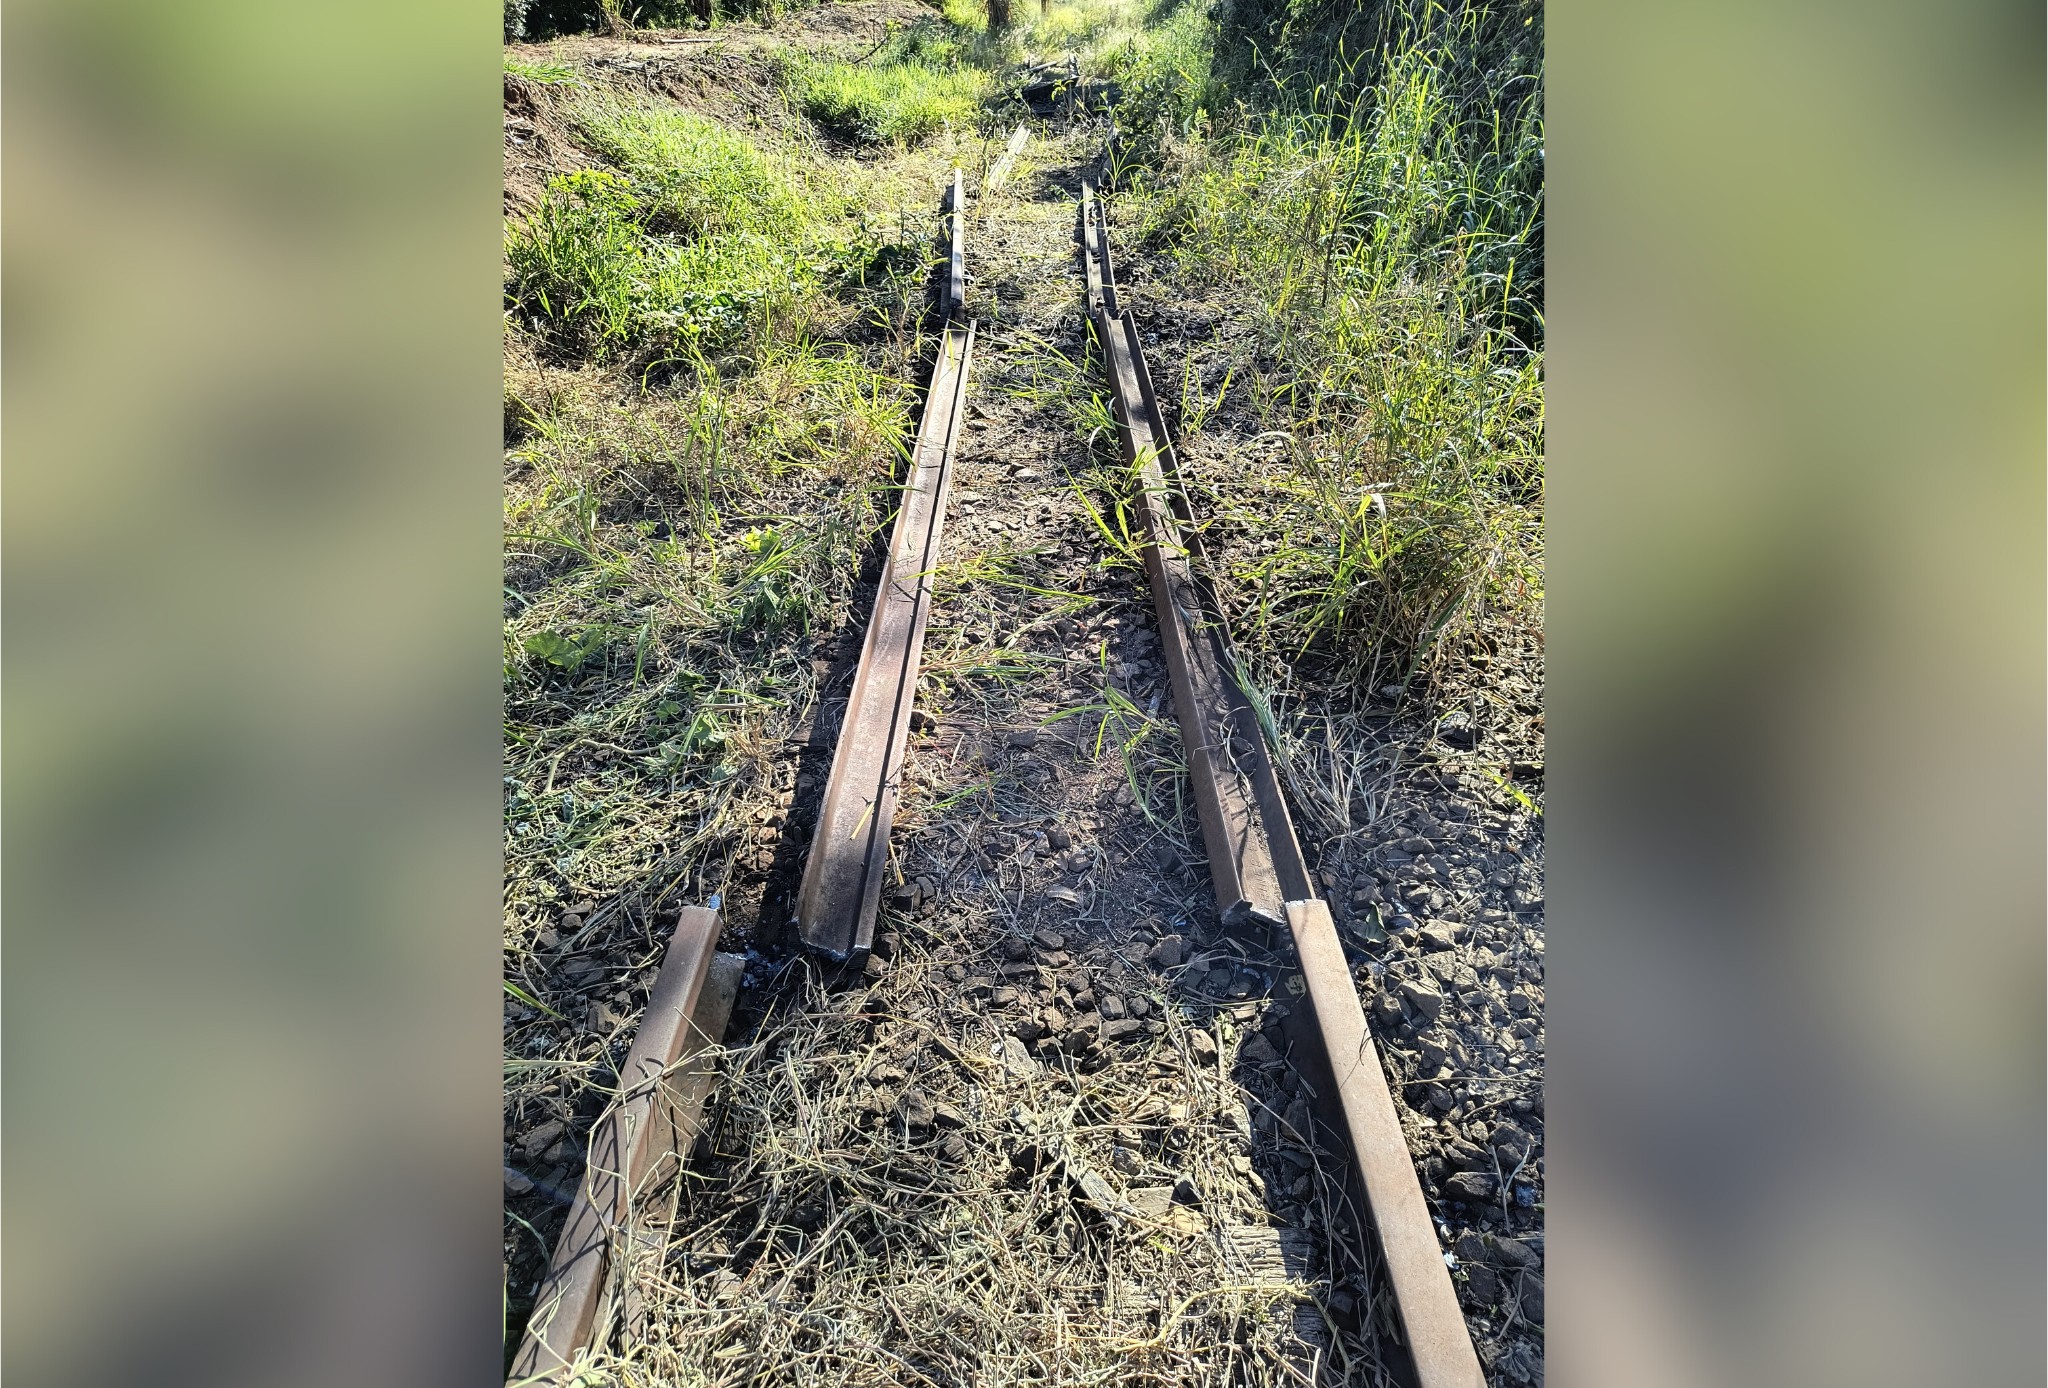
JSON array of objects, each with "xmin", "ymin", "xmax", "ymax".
[
  {"xmin": 795, "ymin": 170, "xmax": 976, "ymax": 963},
  {"xmin": 1078, "ymin": 173, "xmax": 1486, "ymax": 1387},
  {"xmin": 511, "ymin": 138, "xmax": 1490, "ymax": 1387}
]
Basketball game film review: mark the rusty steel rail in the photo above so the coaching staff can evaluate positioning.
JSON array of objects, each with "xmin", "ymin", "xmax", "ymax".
[
  {"xmin": 511, "ymin": 907, "xmax": 745, "ymax": 1385},
  {"xmin": 1078, "ymin": 178, "xmax": 1484, "ymax": 1388},
  {"xmin": 795, "ymin": 172, "xmax": 976, "ymax": 961}
]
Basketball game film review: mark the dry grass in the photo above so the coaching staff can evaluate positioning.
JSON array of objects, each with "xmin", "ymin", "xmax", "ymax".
[{"xmin": 541, "ymin": 926, "xmax": 1409, "ymax": 1387}]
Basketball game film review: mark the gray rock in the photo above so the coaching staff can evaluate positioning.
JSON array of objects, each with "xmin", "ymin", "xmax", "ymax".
[
  {"xmin": 932, "ymin": 1101, "xmax": 968, "ymax": 1130},
  {"xmin": 896, "ymin": 1088, "xmax": 935, "ymax": 1131},
  {"xmin": 1418, "ymin": 924, "xmax": 1460, "ymax": 952},
  {"xmin": 1111, "ymin": 1145, "xmax": 1142, "ymax": 1175},
  {"xmin": 960, "ymin": 975, "xmax": 993, "ymax": 997},
  {"xmin": 1494, "ymin": 1237, "xmax": 1539, "ymax": 1269},
  {"xmin": 1099, "ymin": 994, "xmax": 1126, "ymax": 1020},
  {"xmin": 1461, "ymin": 1264, "xmax": 1500, "ymax": 1305},
  {"xmin": 1491, "ymin": 1121, "xmax": 1535, "ymax": 1163},
  {"xmin": 1033, "ymin": 930, "xmax": 1067, "ymax": 951},
  {"xmin": 1187, "ymin": 1030, "xmax": 1218, "ymax": 1062},
  {"xmin": 1006, "ymin": 729, "xmax": 1040, "ymax": 749},
  {"xmin": 1240, "ymin": 1033, "xmax": 1280, "ymax": 1066},
  {"xmin": 1444, "ymin": 1170, "xmax": 1497, "ymax": 1202},
  {"xmin": 1398, "ymin": 979, "xmax": 1445, "ymax": 1020},
  {"xmin": 519, "ymin": 1120, "xmax": 565, "ymax": 1159},
  {"xmin": 504, "ymin": 1167, "xmax": 535, "ymax": 1196},
  {"xmin": 1126, "ymin": 995, "xmax": 1150, "ymax": 1018},
  {"xmin": 992, "ymin": 986, "xmax": 1019, "ymax": 1007},
  {"xmin": 1047, "ymin": 827, "xmax": 1073, "ymax": 851},
  {"xmin": 1146, "ymin": 935, "xmax": 1185, "ymax": 968},
  {"xmin": 1516, "ymin": 1273, "xmax": 1543, "ymax": 1323}
]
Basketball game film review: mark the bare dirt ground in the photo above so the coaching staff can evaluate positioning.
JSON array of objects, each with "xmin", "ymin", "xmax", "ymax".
[{"xmin": 503, "ymin": 12, "xmax": 1543, "ymax": 1383}]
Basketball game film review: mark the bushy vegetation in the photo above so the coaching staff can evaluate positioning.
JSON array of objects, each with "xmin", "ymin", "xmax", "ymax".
[
  {"xmin": 504, "ymin": 98, "xmax": 883, "ymax": 363},
  {"xmin": 1105, "ymin": 0, "xmax": 1543, "ymax": 686},
  {"xmin": 502, "ymin": 84, "xmax": 939, "ymax": 929},
  {"xmin": 784, "ymin": 30, "xmax": 990, "ymax": 145}
]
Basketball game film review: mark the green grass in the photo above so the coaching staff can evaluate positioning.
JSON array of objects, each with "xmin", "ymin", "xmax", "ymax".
[
  {"xmin": 571, "ymin": 92, "xmax": 816, "ymax": 238},
  {"xmin": 505, "ymin": 54, "xmax": 581, "ymax": 85},
  {"xmin": 786, "ymin": 48, "xmax": 989, "ymax": 145},
  {"xmin": 505, "ymin": 95, "xmax": 867, "ymax": 362},
  {"xmin": 1100, "ymin": 0, "xmax": 1543, "ymax": 687}
]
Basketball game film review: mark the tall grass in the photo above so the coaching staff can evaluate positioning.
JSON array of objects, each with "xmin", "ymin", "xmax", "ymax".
[
  {"xmin": 785, "ymin": 36, "xmax": 990, "ymax": 145},
  {"xmin": 505, "ymin": 96, "xmax": 876, "ymax": 362},
  {"xmin": 1112, "ymin": 0, "xmax": 1542, "ymax": 687}
]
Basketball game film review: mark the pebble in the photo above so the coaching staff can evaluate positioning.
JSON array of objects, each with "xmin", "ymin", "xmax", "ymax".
[
  {"xmin": 1146, "ymin": 935, "xmax": 1185, "ymax": 968},
  {"xmin": 1399, "ymin": 979, "xmax": 1445, "ymax": 1020},
  {"xmin": 1103, "ymin": 1018, "xmax": 1143, "ymax": 1042},
  {"xmin": 519, "ymin": 1120, "xmax": 565, "ymax": 1159},
  {"xmin": 1444, "ymin": 1170, "xmax": 1497, "ymax": 1202},
  {"xmin": 896, "ymin": 1088, "xmax": 935, "ymax": 1131},
  {"xmin": 1047, "ymin": 827, "xmax": 1073, "ymax": 851},
  {"xmin": 864, "ymin": 954, "xmax": 890, "ymax": 978},
  {"xmin": 503, "ymin": 1167, "xmax": 535, "ymax": 1196},
  {"xmin": 1419, "ymin": 924, "xmax": 1460, "ymax": 952},
  {"xmin": 945, "ymin": 963, "xmax": 967, "ymax": 982},
  {"xmin": 1186, "ymin": 1030, "xmax": 1218, "ymax": 1062},
  {"xmin": 992, "ymin": 986, "xmax": 1019, "ymax": 1007},
  {"xmin": 1033, "ymin": 930, "xmax": 1066, "ymax": 951},
  {"xmin": 1005, "ymin": 729, "xmax": 1040, "ymax": 749},
  {"xmin": 961, "ymin": 975, "xmax": 993, "ymax": 997},
  {"xmin": 1099, "ymin": 994, "xmax": 1126, "ymax": 1020},
  {"xmin": 1462, "ymin": 1264, "xmax": 1501, "ymax": 1304},
  {"xmin": 1240, "ymin": 1033, "xmax": 1280, "ymax": 1066},
  {"xmin": 1506, "ymin": 988, "xmax": 1533, "ymax": 1013},
  {"xmin": 1494, "ymin": 1236, "xmax": 1539, "ymax": 1268},
  {"xmin": 1126, "ymin": 995, "xmax": 1150, "ymax": 1018},
  {"xmin": 932, "ymin": 1102, "xmax": 968, "ymax": 1130}
]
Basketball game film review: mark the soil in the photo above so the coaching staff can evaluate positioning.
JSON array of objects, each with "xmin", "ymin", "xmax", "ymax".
[{"xmin": 504, "ymin": 13, "xmax": 1543, "ymax": 1384}]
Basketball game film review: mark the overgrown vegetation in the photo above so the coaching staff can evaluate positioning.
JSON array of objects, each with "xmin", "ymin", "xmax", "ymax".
[
  {"xmin": 1104, "ymin": 0, "xmax": 1544, "ymax": 687},
  {"xmin": 784, "ymin": 31, "xmax": 991, "ymax": 145},
  {"xmin": 505, "ymin": 96, "xmax": 886, "ymax": 362}
]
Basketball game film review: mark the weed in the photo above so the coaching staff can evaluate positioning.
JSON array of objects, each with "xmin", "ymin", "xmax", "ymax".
[
  {"xmin": 786, "ymin": 50, "xmax": 989, "ymax": 145},
  {"xmin": 1101, "ymin": 0, "xmax": 1543, "ymax": 685},
  {"xmin": 505, "ymin": 54, "xmax": 582, "ymax": 85}
]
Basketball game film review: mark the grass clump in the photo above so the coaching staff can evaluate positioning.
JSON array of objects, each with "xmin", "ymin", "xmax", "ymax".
[
  {"xmin": 505, "ymin": 54, "xmax": 582, "ymax": 84},
  {"xmin": 506, "ymin": 169, "xmax": 812, "ymax": 361},
  {"xmin": 786, "ymin": 40, "xmax": 989, "ymax": 145},
  {"xmin": 506, "ymin": 97, "xmax": 863, "ymax": 363},
  {"xmin": 573, "ymin": 92, "xmax": 814, "ymax": 238}
]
